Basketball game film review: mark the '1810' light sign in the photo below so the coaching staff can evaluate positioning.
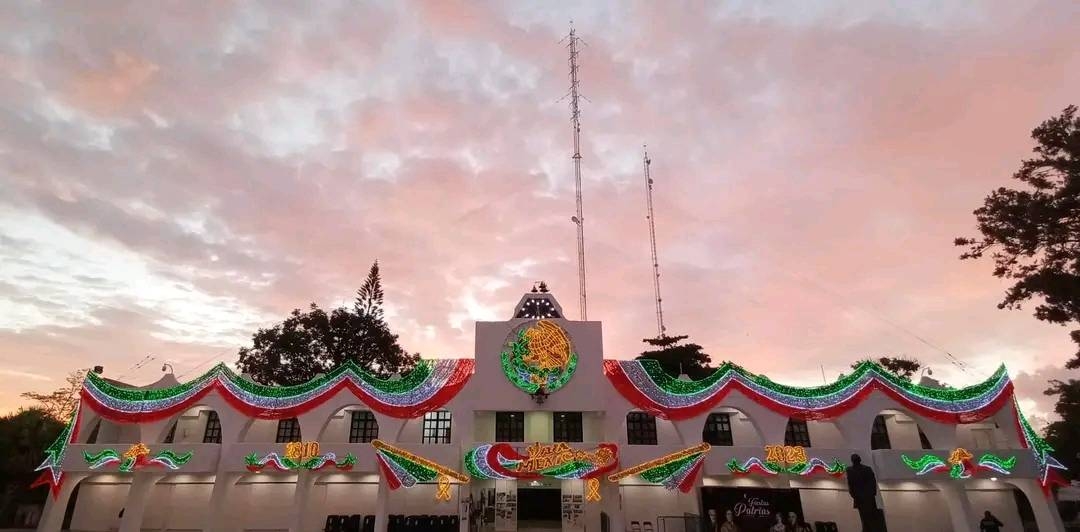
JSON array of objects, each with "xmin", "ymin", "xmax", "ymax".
[{"xmin": 284, "ymin": 441, "xmax": 320, "ymax": 461}]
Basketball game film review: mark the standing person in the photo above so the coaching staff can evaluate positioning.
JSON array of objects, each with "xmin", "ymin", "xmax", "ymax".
[
  {"xmin": 719, "ymin": 509, "xmax": 739, "ymax": 532},
  {"xmin": 770, "ymin": 513, "xmax": 787, "ymax": 532},
  {"xmin": 789, "ymin": 512, "xmax": 812, "ymax": 532},
  {"xmin": 847, "ymin": 454, "xmax": 882, "ymax": 532},
  {"xmin": 979, "ymin": 511, "xmax": 1004, "ymax": 532}
]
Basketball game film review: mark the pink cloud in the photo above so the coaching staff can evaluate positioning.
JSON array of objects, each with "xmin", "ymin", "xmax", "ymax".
[{"xmin": 1, "ymin": 1, "xmax": 1078, "ymax": 418}]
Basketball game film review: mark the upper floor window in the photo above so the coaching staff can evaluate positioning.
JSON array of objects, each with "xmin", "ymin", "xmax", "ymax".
[
  {"xmin": 164, "ymin": 421, "xmax": 177, "ymax": 444},
  {"xmin": 203, "ymin": 411, "xmax": 222, "ymax": 444},
  {"xmin": 784, "ymin": 419, "xmax": 811, "ymax": 447},
  {"xmin": 275, "ymin": 418, "xmax": 301, "ymax": 443},
  {"xmin": 495, "ymin": 412, "xmax": 524, "ymax": 442},
  {"xmin": 554, "ymin": 412, "xmax": 583, "ymax": 443},
  {"xmin": 349, "ymin": 411, "xmax": 379, "ymax": 443},
  {"xmin": 423, "ymin": 411, "xmax": 452, "ymax": 444},
  {"xmin": 918, "ymin": 427, "xmax": 932, "ymax": 449},
  {"xmin": 871, "ymin": 415, "xmax": 891, "ymax": 450},
  {"xmin": 703, "ymin": 413, "xmax": 734, "ymax": 446},
  {"xmin": 86, "ymin": 421, "xmax": 100, "ymax": 444},
  {"xmin": 626, "ymin": 412, "xmax": 658, "ymax": 445}
]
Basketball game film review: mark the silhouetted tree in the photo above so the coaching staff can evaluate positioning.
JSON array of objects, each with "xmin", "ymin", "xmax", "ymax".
[
  {"xmin": 955, "ymin": 105, "xmax": 1080, "ymax": 367},
  {"xmin": 236, "ymin": 261, "xmax": 420, "ymax": 385},
  {"xmin": 638, "ymin": 334, "xmax": 715, "ymax": 380},
  {"xmin": 0, "ymin": 409, "xmax": 63, "ymax": 526},
  {"xmin": 19, "ymin": 370, "xmax": 87, "ymax": 422},
  {"xmin": 852, "ymin": 356, "xmax": 922, "ymax": 380}
]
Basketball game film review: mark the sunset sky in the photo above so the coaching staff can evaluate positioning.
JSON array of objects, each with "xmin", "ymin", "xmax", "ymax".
[{"xmin": 1, "ymin": 1, "xmax": 1078, "ymax": 422}]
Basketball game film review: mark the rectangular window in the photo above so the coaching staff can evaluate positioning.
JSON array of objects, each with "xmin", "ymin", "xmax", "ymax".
[
  {"xmin": 870, "ymin": 415, "xmax": 891, "ymax": 450},
  {"xmin": 626, "ymin": 412, "xmax": 658, "ymax": 445},
  {"xmin": 784, "ymin": 419, "xmax": 812, "ymax": 447},
  {"xmin": 349, "ymin": 411, "xmax": 379, "ymax": 443},
  {"xmin": 918, "ymin": 427, "xmax": 932, "ymax": 449},
  {"xmin": 275, "ymin": 418, "xmax": 301, "ymax": 443},
  {"xmin": 203, "ymin": 411, "xmax": 222, "ymax": 444},
  {"xmin": 703, "ymin": 413, "xmax": 734, "ymax": 446},
  {"xmin": 553, "ymin": 412, "xmax": 583, "ymax": 443},
  {"xmin": 495, "ymin": 412, "xmax": 524, "ymax": 442},
  {"xmin": 423, "ymin": 411, "xmax": 452, "ymax": 444}
]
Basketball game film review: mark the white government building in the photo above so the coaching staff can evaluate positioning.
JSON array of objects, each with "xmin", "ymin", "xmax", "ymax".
[{"xmin": 33, "ymin": 290, "xmax": 1067, "ymax": 532}]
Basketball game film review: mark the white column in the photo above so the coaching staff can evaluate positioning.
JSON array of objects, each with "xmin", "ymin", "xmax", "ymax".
[
  {"xmin": 36, "ymin": 473, "xmax": 87, "ymax": 532},
  {"xmin": 374, "ymin": 478, "xmax": 390, "ymax": 532},
  {"xmin": 1013, "ymin": 479, "xmax": 1066, "ymax": 532},
  {"xmin": 119, "ymin": 473, "xmax": 165, "ymax": 532},
  {"xmin": 601, "ymin": 481, "xmax": 623, "ymax": 532},
  {"xmin": 206, "ymin": 472, "xmax": 241, "ymax": 532},
  {"xmin": 933, "ymin": 481, "xmax": 977, "ymax": 532},
  {"xmin": 288, "ymin": 470, "xmax": 318, "ymax": 532}
]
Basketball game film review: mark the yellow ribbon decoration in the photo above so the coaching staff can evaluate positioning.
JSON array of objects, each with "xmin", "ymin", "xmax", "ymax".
[
  {"xmin": 435, "ymin": 475, "xmax": 452, "ymax": 502},
  {"xmin": 585, "ymin": 478, "xmax": 601, "ymax": 502}
]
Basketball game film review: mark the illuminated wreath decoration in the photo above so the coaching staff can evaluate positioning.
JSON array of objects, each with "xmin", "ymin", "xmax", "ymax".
[{"xmin": 501, "ymin": 320, "xmax": 578, "ymax": 394}]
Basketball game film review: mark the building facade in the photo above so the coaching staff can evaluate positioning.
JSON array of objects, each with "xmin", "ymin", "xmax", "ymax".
[{"xmin": 34, "ymin": 291, "xmax": 1067, "ymax": 532}]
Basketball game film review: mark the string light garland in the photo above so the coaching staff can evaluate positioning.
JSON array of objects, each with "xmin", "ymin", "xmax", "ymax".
[
  {"xmin": 900, "ymin": 448, "xmax": 1016, "ymax": 479},
  {"xmin": 465, "ymin": 442, "xmax": 618, "ymax": 480},
  {"xmin": 501, "ymin": 321, "xmax": 578, "ymax": 394},
  {"xmin": 603, "ymin": 359, "xmax": 1014, "ymax": 422},
  {"xmin": 244, "ymin": 451, "xmax": 356, "ymax": 472},
  {"xmin": 80, "ymin": 358, "xmax": 474, "ymax": 422},
  {"xmin": 608, "ymin": 444, "xmax": 710, "ymax": 493},
  {"xmin": 372, "ymin": 440, "xmax": 468, "ymax": 491}
]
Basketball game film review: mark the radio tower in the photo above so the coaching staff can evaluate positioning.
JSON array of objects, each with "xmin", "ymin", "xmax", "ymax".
[
  {"xmin": 565, "ymin": 24, "xmax": 588, "ymax": 321},
  {"xmin": 643, "ymin": 146, "xmax": 666, "ymax": 337}
]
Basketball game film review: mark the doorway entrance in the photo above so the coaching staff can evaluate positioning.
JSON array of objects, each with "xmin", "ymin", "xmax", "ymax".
[{"xmin": 518, "ymin": 486, "xmax": 561, "ymax": 531}]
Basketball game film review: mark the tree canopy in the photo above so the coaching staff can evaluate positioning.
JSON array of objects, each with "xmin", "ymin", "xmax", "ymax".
[
  {"xmin": 955, "ymin": 105, "xmax": 1080, "ymax": 367},
  {"xmin": 852, "ymin": 356, "xmax": 922, "ymax": 380},
  {"xmin": 0, "ymin": 408, "xmax": 64, "ymax": 523},
  {"xmin": 236, "ymin": 261, "xmax": 420, "ymax": 385},
  {"xmin": 19, "ymin": 369, "xmax": 86, "ymax": 422},
  {"xmin": 637, "ymin": 334, "xmax": 716, "ymax": 380}
]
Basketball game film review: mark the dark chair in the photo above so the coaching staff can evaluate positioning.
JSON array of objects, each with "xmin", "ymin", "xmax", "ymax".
[
  {"xmin": 324, "ymin": 515, "xmax": 336, "ymax": 532},
  {"xmin": 424, "ymin": 515, "xmax": 437, "ymax": 531},
  {"xmin": 362, "ymin": 514, "xmax": 375, "ymax": 532},
  {"xmin": 405, "ymin": 515, "xmax": 418, "ymax": 532},
  {"xmin": 391, "ymin": 514, "xmax": 405, "ymax": 532},
  {"xmin": 449, "ymin": 515, "xmax": 460, "ymax": 532},
  {"xmin": 631, "ymin": 521, "xmax": 642, "ymax": 532}
]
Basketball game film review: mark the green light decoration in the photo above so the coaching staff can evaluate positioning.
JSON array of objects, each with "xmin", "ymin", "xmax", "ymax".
[
  {"xmin": 244, "ymin": 452, "xmax": 356, "ymax": 472},
  {"xmin": 900, "ymin": 448, "xmax": 1016, "ymax": 479},
  {"xmin": 501, "ymin": 320, "xmax": 578, "ymax": 394},
  {"xmin": 84, "ymin": 444, "xmax": 193, "ymax": 472},
  {"xmin": 1014, "ymin": 399, "xmax": 1067, "ymax": 491}
]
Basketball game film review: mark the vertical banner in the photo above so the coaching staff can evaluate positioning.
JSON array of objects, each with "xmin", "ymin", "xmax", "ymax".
[{"xmin": 700, "ymin": 487, "xmax": 804, "ymax": 532}]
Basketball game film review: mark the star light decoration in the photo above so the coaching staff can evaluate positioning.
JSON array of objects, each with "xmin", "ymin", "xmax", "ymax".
[
  {"xmin": 1013, "ymin": 400, "xmax": 1067, "ymax": 494},
  {"xmin": 603, "ymin": 359, "xmax": 1014, "ymax": 422},
  {"xmin": 31, "ymin": 402, "xmax": 82, "ymax": 498}
]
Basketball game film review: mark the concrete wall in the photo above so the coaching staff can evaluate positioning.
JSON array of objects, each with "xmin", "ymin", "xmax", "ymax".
[{"xmin": 70, "ymin": 477, "xmax": 131, "ymax": 531}]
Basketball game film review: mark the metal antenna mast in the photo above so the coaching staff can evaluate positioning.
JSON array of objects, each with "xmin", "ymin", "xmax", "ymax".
[
  {"xmin": 565, "ymin": 23, "xmax": 588, "ymax": 320},
  {"xmin": 643, "ymin": 146, "xmax": 666, "ymax": 337}
]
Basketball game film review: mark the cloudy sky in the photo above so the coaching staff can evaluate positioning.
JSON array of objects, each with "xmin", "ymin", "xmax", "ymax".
[{"xmin": 1, "ymin": 1, "xmax": 1078, "ymax": 420}]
